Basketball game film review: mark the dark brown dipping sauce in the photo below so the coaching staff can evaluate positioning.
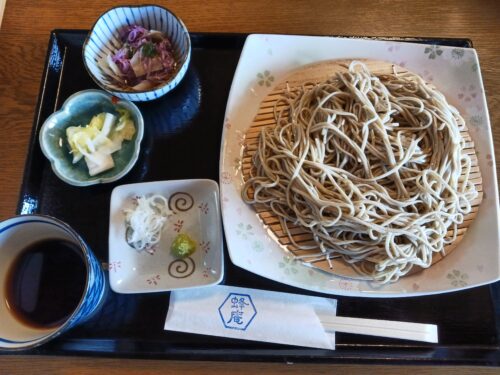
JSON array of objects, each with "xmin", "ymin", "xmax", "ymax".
[{"xmin": 4, "ymin": 239, "xmax": 87, "ymax": 329}]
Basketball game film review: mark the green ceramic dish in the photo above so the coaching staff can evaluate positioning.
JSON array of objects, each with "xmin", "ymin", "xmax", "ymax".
[{"xmin": 39, "ymin": 89, "xmax": 144, "ymax": 186}]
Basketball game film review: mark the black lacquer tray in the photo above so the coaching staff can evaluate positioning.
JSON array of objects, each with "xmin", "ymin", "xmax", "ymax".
[{"xmin": 11, "ymin": 30, "xmax": 500, "ymax": 365}]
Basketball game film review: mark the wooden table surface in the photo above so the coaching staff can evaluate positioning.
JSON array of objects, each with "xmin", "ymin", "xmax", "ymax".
[{"xmin": 1, "ymin": 0, "xmax": 500, "ymax": 373}]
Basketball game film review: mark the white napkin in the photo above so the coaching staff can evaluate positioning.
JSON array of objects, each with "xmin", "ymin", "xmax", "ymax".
[{"xmin": 164, "ymin": 285, "xmax": 337, "ymax": 350}]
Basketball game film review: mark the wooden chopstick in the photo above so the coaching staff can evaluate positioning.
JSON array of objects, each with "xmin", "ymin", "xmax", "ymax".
[{"xmin": 320, "ymin": 316, "xmax": 438, "ymax": 343}]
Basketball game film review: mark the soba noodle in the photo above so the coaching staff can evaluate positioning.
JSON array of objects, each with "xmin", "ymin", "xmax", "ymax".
[{"xmin": 242, "ymin": 61, "xmax": 478, "ymax": 284}]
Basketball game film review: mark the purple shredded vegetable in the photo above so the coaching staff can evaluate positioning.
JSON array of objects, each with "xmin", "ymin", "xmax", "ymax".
[{"xmin": 107, "ymin": 25, "xmax": 177, "ymax": 90}]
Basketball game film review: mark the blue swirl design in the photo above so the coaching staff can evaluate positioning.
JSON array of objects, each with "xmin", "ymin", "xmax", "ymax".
[{"xmin": 66, "ymin": 245, "xmax": 106, "ymax": 329}]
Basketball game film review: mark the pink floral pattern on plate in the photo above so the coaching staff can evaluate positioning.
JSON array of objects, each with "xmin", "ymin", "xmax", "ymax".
[
  {"xmin": 198, "ymin": 202, "xmax": 209, "ymax": 214},
  {"xmin": 387, "ymin": 44, "xmax": 401, "ymax": 53},
  {"xmin": 110, "ymin": 180, "xmax": 223, "ymax": 293},
  {"xmin": 221, "ymin": 171, "xmax": 232, "ymax": 184},
  {"xmin": 458, "ymin": 85, "xmax": 478, "ymax": 103},
  {"xmin": 173, "ymin": 219, "xmax": 184, "ymax": 233},
  {"xmin": 200, "ymin": 241, "xmax": 211, "ymax": 253},
  {"xmin": 147, "ymin": 275, "xmax": 160, "ymax": 285},
  {"xmin": 219, "ymin": 34, "xmax": 498, "ymax": 297},
  {"xmin": 109, "ymin": 261, "xmax": 122, "ymax": 272},
  {"xmin": 338, "ymin": 280, "xmax": 355, "ymax": 291}
]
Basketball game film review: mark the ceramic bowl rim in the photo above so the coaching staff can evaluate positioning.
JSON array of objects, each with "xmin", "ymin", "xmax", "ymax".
[
  {"xmin": 82, "ymin": 4, "xmax": 191, "ymax": 95},
  {"xmin": 38, "ymin": 89, "xmax": 144, "ymax": 186},
  {"xmin": 0, "ymin": 214, "xmax": 101, "ymax": 351}
]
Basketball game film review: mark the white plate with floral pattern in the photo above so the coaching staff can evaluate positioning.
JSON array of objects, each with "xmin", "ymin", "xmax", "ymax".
[
  {"xmin": 109, "ymin": 179, "xmax": 224, "ymax": 293},
  {"xmin": 219, "ymin": 34, "xmax": 500, "ymax": 297}
]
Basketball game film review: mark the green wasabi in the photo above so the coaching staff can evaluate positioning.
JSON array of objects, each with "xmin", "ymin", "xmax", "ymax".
[{"xmin": 170, "ymin": 233, "xmax": 197, "ymax": 258}]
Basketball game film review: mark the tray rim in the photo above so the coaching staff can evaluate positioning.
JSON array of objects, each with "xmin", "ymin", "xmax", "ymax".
[{"xmin": 12, "ymin": 30, "xmax": 500, "ymax": 366}]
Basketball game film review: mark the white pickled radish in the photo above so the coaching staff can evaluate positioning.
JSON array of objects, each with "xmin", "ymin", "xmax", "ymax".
[
  {"xmin": 85, "ymin": 152, "xmax": 114, "ymax": 176},
  {"xmin": 124, "ymin": 195, "xmax": 170, "ymax": 251}
]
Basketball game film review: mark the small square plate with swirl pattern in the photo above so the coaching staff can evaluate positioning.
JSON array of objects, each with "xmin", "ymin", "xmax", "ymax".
[{"xmin": 109, "ymin": 179, "xmax": 224, "ymax": 293}]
